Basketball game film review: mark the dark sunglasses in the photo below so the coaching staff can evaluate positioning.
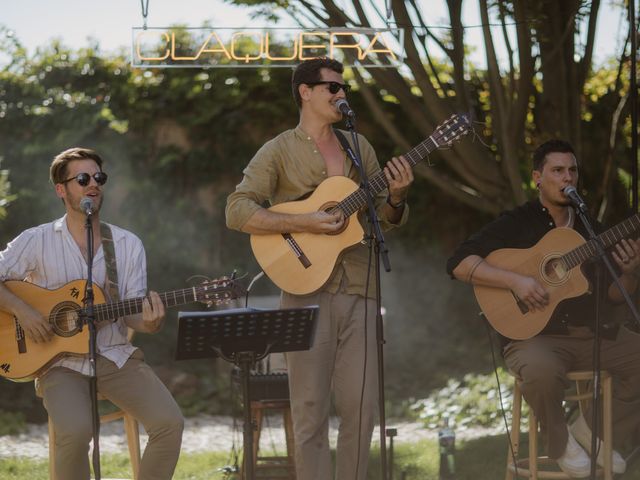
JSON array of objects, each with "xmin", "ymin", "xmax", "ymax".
[
  {"xmin": 305, "ymin": 81, "xmax": 351, "ymax": 94},
  {"xmin": 60, "ymin": 171, "xmax": 108, "ymax": 187}
]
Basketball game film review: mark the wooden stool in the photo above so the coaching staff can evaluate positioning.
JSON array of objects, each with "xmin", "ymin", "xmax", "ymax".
[
  {"xmin": 47, "ymin": 394, "xmax": 141, "ymax": 480},
  {"xmin": 248, "ymin": 399, "xmax": 296, "ymax": 479},
  {"xmin": 505, "ymin": 370, "xmax": 613, "ymax": 480}
]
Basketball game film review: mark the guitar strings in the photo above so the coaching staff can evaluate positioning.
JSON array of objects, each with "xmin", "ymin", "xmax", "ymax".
[
  {"xmin": 46, "ymin": 283, "xmax": 232, "ymax": 327},
  {"xmin": 559, "ymin": 214, "xmax": 640, "ymax": 270},
  {"xmin": 330, "ymin": 135, "xmax": 440, "ymax": 217}
]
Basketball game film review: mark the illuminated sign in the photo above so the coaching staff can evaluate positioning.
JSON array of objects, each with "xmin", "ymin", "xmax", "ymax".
[{"xmin": 131, "ymin": 27, "xmax": 404, "ymax": 68}]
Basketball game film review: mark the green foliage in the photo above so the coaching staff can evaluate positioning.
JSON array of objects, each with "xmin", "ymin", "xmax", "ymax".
[
  {"xmin": 0, "ymin": 410, "xmax": 26, "ymax": 436},
  {"xmin": 410, "ymin": 368, "xmax": 528, "ymax": 431},
  {"xmin": 0, "ymin": 158, "xmax": 16, "ymax": 220}
]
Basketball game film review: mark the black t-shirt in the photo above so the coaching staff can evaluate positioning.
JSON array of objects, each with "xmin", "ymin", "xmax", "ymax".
[{"xmin": 447, "ymin": 198, "xmax": 618, "ymax": 335}]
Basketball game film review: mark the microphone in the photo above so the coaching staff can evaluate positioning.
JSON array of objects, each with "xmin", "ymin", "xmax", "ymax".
[
  {"xmin": 563, "ymin": 186, "xmax": 586, "ymax": 211},
  {"xmin": 335, "ymin": 99, "xmax": 355, "ymax": 119},
  {"xmin": 80, "ymin": 196, "xmax": 94, "ymax": 216}
]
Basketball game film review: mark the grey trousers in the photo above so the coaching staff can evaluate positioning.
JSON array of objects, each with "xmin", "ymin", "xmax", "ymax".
[
  {"xmin": 282, "ymin": 290, "xmax": 378, "ymax": 480},
  {"xmin": 504, "ymin": 326, "xmax": 640, "ymax": 458},
  {"xmin": 39, "ymin": 350, "xmax": 184, "ymax": 480}
]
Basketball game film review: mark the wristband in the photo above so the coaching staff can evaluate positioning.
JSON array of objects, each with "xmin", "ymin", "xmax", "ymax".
[{"xmin": 387, "ymin": 196, "xmax": 406, "ymax": 209}]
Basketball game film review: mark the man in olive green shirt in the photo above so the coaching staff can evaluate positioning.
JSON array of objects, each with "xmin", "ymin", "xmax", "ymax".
[{"xmin": 226, "ymin": 58, "xmax": 413, "ymax": 480}]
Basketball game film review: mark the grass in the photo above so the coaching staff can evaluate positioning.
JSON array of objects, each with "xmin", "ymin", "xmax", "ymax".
[
  {"xmin": 0, "ymin": 451, "xmax": 234, "ymax": 479},
  {"xmin": 2, "ymin": 435, "xmax": 640, "ymax": 479}
]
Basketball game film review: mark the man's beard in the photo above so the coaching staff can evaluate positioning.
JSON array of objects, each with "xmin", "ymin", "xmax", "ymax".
[{"xmin": 66, "ymin": 189, "xmax": 103, "ymax": 215}]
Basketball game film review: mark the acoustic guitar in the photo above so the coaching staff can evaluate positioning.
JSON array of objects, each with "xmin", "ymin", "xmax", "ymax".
[
  {"xmin": 250, "ymin": 114, "xmax": 472, "ymax": 295},
  {"xmin": 474, "ymin": 213, "xmax": 640, "ymax": 340},
  {"xmin": 0, "ymin": 276, "xmax": 245, "ymax": 382}
]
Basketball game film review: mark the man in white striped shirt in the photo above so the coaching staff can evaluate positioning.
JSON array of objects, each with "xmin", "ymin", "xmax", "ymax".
[{"xmin": 0, "ymin": 147, "xmax": 183, "ymax": 480}]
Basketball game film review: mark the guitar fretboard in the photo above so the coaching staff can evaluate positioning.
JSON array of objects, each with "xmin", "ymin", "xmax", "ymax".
[
  {"xmin": 562, "ymin": 213, "xmax": 640, "ymax": 269},
  {"xmin": 331, "ymin": 115, "xmax": 469, "ymax": 217},
  {"xmin": 93, "ymin": 288, "xmax": 194, "ymax": 322},
  {"xmin": 91, "ymin": 283, "xmax": 233, "ymax": 322}
]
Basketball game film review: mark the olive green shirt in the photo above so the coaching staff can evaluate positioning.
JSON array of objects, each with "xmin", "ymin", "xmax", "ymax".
[{"xmin": 226, "ymin": 125, "xmax": 409, "ymax": 298}]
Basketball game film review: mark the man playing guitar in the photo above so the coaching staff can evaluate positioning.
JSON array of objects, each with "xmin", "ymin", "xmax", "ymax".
[
  {"xmin": 226, "ymin": 58, "xmax": 413, "ymax": 480},
  {"xmin": 0, "ymin": 148, "xmax": 183, "ymax": 480},
  {"xmin": 447, "ymin": 139, "xmax": 640, "ymax": 477}
]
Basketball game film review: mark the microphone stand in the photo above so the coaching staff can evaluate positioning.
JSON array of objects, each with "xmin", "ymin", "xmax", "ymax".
[
  {"xmin": 342, "ymin": 113, "xmax": 391, "ymax": 480},
  {"xmin": 572, "ymin": 203, "xmax": 640, "ymax": 480},
  {"xmin": 80, "ymin": 208, "xmax": 102, "ymax": 480}
]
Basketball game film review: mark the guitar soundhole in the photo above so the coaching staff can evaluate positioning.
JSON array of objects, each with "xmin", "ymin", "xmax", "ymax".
[
  {"xmin": 320, "ymin": 202, "xmax": 349, "ymax": 236},
  {"xmin": 49, "ymin": 302, "xmax": 82, "ymax": 337},
  {"xmin": 541, "ymin": 254, "xmax": 570, "ymax": 286}
]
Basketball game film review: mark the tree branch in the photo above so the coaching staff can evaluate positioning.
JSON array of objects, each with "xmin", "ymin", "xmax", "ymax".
[
  {"xmin": 510, "ymin": 0, "xmax": 535, "ymax": 142},
  {"xmin": 446, "ymin": 0, "xmax": 472, "ymax": 112},
  {"xmin": 296, "ymin": 0, "xmax": 330, "ymax": 25},
  {"xmin": 479, "ymin": 0, "xmax": 526, "ymax": 204},
  {"xmin": 497, "ymin": 0, "xmax": 516, "ymax": 104},
  {"xmin": 578, "ymin": 0, "xmax": 600, "ymax": 90}
]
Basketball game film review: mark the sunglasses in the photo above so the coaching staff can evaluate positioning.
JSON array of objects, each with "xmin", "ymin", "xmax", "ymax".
[
  {"xmin": 60, "ymin": 171, "xmax": 108, "ymax": 187},
  {"xmin": 305, "ymin": 81, "xmax": 351, "ymax": 94}
]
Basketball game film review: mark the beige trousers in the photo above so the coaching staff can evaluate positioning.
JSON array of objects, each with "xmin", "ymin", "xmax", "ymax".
[
  {"xmin": 504, "ymin": 326, "xmax": 640, "ymax": 458},
  {"xmin": 282, "ymin": 290, "xmax": 378, "ymax": 480},
  {"xmin": 39, "ymin": 350, "xmax": 184, "ymax": 480}
]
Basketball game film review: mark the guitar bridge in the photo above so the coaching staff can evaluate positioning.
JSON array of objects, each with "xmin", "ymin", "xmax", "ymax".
[
  {"xmin": 281, "ymin": 233, "xmax": 312, "ymax": 269},
  {"xmin": 14, "ymin": 316, "xmax": 27, "ymax": 354},
  {"xmin": 511, "ymin": 291, "xmax": 529, "ymax": 315}
]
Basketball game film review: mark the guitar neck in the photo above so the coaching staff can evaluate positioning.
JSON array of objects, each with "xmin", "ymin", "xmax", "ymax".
[
  {"xmin": 335, "ymin": 135, "xmax": 440, "ymax": 217},
  {"xmin": 563, "ymin": 213, "xmax": 640, "ymax": 269},
  {"xmin": 93, "ymin": 287, "xmax": 200, "ymax": 322}
]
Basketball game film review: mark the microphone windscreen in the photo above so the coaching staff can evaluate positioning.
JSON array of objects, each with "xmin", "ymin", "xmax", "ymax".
[{"xmin": 80, "ymin": 196, "xmax": 94, "ymax": 213}]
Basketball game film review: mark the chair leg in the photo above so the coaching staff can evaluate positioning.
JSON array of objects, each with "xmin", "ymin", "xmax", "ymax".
[
  {"xmin": 506, "ymin": 381, "xmax": 522, "ymax": 480},
  {"xmin": 603, "ymin": 375, "xmax": 613, "ymax": 480},
  {"xmin": 253, "ymin": 404, "xmax": 264, "ymax": 469},
  {"xmin": 283, "ymin": 406, "xmax": 296, "ymax": 479},
  {"xmin": 123, "ymin": 413, "xmax": 141, "ymax": 480},
  {"xmin": 48, "ymin": 417, "xmax": 56, "ymax": 480},
  {"xmin": 529, "ymin": 411, "xmax": 538, "ymax": 480}
]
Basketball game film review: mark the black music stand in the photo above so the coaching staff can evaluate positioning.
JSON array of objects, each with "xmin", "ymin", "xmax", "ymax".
[{"xmin": 175, "ymin": 306, "xmax": 319, "ymax": 480}]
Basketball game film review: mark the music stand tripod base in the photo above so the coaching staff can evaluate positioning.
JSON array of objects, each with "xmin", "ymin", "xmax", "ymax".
[{"xmin": 175, "ymin": 306, "xmax": 319, "ymax": 479}]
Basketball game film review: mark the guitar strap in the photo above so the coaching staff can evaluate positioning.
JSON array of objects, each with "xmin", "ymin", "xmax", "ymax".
[
  {"xmin": 100, "ymin": 222, "xmax": 120, "ymax": 303},
  {"xmin": 333, "ymin": 128, "xmax": 362, "ymax": 170}
]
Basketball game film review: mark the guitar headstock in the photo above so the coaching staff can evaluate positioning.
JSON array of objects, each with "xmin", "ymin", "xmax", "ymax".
[
  {"xmin": 432, "ymin": 113, "xmax": 472, "ymax": 147},
  {"xmin": 195, "ymin": 275, "xmax": 247, "ymax": 308}
]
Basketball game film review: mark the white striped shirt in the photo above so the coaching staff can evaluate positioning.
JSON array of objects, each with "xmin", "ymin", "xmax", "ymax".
[{"xmin": 0, "ymin": 215, "xmax": 147, "ymax": 376}]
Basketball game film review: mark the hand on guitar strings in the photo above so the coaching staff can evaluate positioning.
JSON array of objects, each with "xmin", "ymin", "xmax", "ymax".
[
  {"xmin": 384, "ymin": 155, "xmax": 413, "ymax": 205},
  {"xmin": 612, "ymin": 238, "xmax": 640, "ymax": 275},
  {"xmin": 141, "ymin": 291, "xmax": 166, "ymax": 333},
  {"xmin": 16, "ymin": 303, "xmax": 54, "ymax": 344},
  {"xmin": 511, "ymin": 274, "xmax": 549, "ymax": 312},
  {"xmin": 301, "ymin": 210, "xmax": 345, "ymax": 234}
]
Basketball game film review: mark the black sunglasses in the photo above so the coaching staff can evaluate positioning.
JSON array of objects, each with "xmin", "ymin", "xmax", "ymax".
[
  {"xmin": 60, "ymin": 171, "xmax": 108, "ymax": 187},
  {"xmin": 305, "ymin": 81, "xmax": 351, "ymax": 94}
]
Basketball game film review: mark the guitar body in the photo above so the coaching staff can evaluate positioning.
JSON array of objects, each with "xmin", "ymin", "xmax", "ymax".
[
  {"xmin": 0, "ymin": 275, "xmax": 242, "ymax": 382},
  {"xmin": 250, "ymin": 176, "xmax": 365, "ymax": 295},
  {"xmin": 473, "ymin": 228, "xmax": 590, "ymax": 340},
  {"xmin": 0, "ymin": 280, "xmax": 105, "ymax": 382},
  {"xmin": 248, "ymin": 114, "xmax": 473, "ymax": 295}
]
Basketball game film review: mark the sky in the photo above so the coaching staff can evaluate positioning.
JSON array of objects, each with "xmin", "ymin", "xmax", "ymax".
[{"xmin": 0, "ymin": 0, "xmax": 631, "ymax": 68}]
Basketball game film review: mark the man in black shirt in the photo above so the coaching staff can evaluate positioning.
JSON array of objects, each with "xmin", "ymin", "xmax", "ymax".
[{"xmin": 447, "ymin": 140, "xmax": 640, "ymax": 477}]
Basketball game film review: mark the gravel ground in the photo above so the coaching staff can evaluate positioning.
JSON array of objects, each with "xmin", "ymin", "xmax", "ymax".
[{"xmin": 0, "ymin": 415, "xmax": 503, "ymax": 459}]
